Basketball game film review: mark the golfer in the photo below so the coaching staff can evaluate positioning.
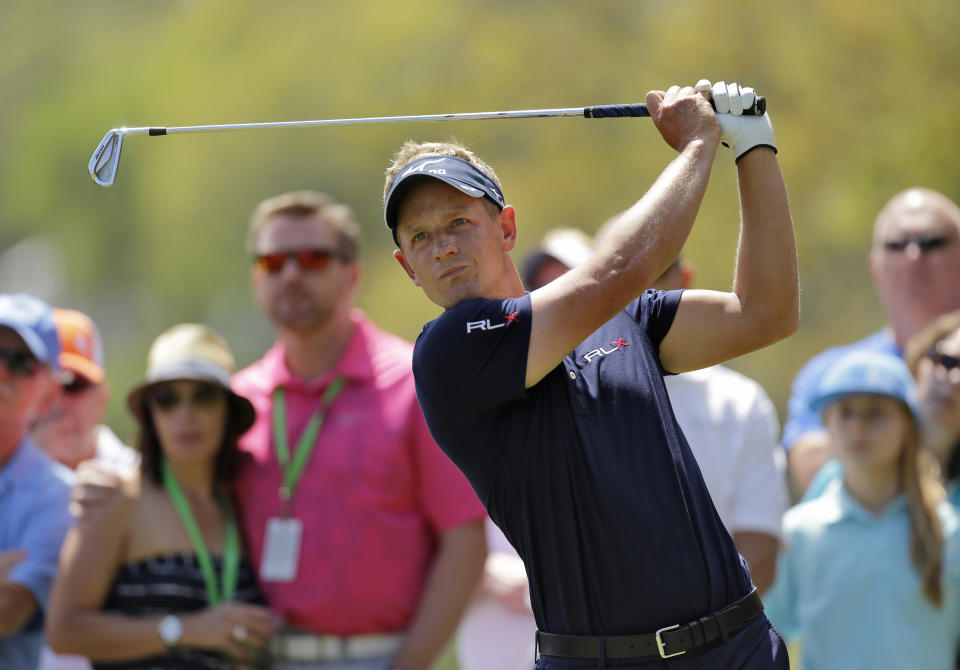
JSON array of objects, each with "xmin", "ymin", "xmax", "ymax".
[{"xmin": 382, "ymin": 81, "xmax": 796, "ymax": 669}]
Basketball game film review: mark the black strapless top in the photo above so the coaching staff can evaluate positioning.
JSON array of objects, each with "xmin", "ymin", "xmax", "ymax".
[{"xmin": 92, "ymin": 552, "xmax": 265, "ymax": 670}]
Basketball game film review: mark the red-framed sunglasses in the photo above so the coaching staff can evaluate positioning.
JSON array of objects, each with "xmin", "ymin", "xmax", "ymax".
[{"xmin": 254, "ymin": 248, "xmax": 350, "ymax": 274}]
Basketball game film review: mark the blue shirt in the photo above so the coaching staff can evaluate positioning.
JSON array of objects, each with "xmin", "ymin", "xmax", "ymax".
[
  {"xmin": 0, "ymin": 438, "xmax": 74, "ymax": 669},
  {"xmin": 782, "ymin": 330, "xmax": 899, "ymax": 449},
  {"xmin": 764, "ymin": 478, "xmax": 960, "ymax": 670},
  {"xmin": 412, "ymin": 290, "xmax": 751, "ymax": 636}
]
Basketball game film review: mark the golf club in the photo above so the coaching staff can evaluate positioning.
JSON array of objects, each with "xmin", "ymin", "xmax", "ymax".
[{"xmin": 88, "ymin": 98, "xmax": 765, "ymax": 187}]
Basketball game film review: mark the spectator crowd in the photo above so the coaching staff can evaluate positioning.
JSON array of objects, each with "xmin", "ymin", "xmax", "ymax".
[{"xmin": 3, "ymin": 106, "xmax": 960, "ymax": 669}]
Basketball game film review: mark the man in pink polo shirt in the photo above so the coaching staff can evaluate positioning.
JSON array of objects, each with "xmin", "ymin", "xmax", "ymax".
[{"xmin": 234, "ymin": 190, "xmax": 486, "ymax": 670}]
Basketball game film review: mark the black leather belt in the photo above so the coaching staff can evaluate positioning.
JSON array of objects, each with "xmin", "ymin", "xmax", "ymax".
[{"xmin": 537, "ymin": 589, "xmax": 764, "ymax": 661}]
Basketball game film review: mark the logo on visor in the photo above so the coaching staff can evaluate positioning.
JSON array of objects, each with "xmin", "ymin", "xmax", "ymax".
[
  {"xmin": 399, "ymin": 158, "xmax": 484, "ymax": 195},
  {"xmin": 466, "ymin": 312, "xmax": 520, "ymax": 334},
  {"xmin": 400, "ymin": 158, "xmax": 448, "ymax": 179},
  {"xmin": 583, "ymin": 338, "xmax": 630, "ymax": 362}
]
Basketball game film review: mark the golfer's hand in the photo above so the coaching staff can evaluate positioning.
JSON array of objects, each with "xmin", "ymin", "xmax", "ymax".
[
  {"xmin": 645, "ymin": 85, "xmax": 721, "ymax": 153},
  {"xmin": 70, "ymin": 460, "xmax": 123, "ymax": 520},
  {"xmin": 695, "ymin": 79, "xmax": 777, "ymax": 162}
]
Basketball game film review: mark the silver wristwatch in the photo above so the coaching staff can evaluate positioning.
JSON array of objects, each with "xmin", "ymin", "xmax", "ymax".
[{"xmin": 158, "ymin": 614, "xmax": 183, "ymax": 647}]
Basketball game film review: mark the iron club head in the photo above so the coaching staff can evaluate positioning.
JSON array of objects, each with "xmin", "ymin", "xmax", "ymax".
[{"xmin": 88, "ymin": 129, "xmax": 125, "ymax": 186}]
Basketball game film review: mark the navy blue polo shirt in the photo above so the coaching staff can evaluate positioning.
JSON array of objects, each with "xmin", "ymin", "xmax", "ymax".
[{"xmin": 412, "ymin": 290, "xmax": 752, "ymax": 636}]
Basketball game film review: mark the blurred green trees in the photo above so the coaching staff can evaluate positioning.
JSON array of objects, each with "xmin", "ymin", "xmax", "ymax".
[{"xmin": 1, "ymin": 0, "xmax": 958, "ymax": 439}]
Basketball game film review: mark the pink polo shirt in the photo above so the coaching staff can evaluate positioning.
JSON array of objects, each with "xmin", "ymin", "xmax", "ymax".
[{"xmin": 232, "ymin": 310, "xmax": 484, "ymax": 635}]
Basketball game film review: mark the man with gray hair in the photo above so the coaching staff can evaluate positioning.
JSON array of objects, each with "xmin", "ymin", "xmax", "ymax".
[
  {"xmin": 0, "ymin": 293, "xmax": 73, "ymax": 669},
  {"xmin": 784, "ymin": 187, "xmax": 960, "ymax": 497}
]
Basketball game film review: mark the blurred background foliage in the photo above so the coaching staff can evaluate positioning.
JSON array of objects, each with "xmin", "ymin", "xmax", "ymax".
[{"xmin": 1, "ymin": 0, "xmax": 958, "ymax": 442}]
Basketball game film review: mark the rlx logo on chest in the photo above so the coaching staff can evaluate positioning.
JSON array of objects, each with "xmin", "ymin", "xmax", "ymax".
[{"xmin": 583, "ymin": 337, "xmax": 630, "ymax": 362}]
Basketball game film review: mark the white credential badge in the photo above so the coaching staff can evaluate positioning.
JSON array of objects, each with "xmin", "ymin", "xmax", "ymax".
[{"xmin": 260, "ymin": 517, "xmax": 304, "ymax": 582}]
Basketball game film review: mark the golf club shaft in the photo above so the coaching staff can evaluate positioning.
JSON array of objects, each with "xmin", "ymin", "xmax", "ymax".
[
  {"xmin": 118, "ymin": 98, "xmax": 765, "ymax": 137},
  {"xmin": 89, "ymin": 98, "xmax": 766, "ymax": 186}
]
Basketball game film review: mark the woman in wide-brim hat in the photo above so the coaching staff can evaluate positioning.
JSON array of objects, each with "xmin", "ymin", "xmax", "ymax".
[{"xmin": 47, "ymin": 324, "xmax": 274, "ymax": 670}]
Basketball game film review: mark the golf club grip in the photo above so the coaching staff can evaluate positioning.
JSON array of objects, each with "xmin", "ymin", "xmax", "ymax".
[{"xmin": 584, "ymin": 96, "xmax": 766, "ymax": 119}]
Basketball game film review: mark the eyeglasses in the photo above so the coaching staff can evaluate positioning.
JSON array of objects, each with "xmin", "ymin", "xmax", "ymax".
[
  {"xmin": 253, "ymin": 248, "xmax": 350, "ymax": 274},
  {"xmin": 927, "ymin": 347, "xmax": 960, "ymax": 373},
  {"xmin": 0, "ymin": 349, "xmax": 39, "ymax": 377},
  {"xmin": 881, "ymin": 234, "xmax": 954, "ymax": 254},
  {"xmin": 149, "ymin": 383, "xmax": 226, "ymax": 412}
]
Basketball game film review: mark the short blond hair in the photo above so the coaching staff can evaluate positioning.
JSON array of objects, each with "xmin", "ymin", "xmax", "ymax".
[
  {"xmin": 383, "ymin": 139, "xmax": 503, "ymax": 202},
  {"xmin": 247, "ymin": 190, "xmax": 361, "ymax": 261}
]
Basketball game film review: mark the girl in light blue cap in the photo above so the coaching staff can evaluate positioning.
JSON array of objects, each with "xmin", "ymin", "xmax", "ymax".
[{"xmin": 764, "ymin": 349, "xmax": 960, "ymax": 670}]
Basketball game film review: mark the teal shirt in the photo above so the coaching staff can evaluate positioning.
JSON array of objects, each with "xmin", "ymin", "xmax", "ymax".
[
  {"xmin": 950, "ymin": 480, "xmax": 960, "ymax": 509},
  {"xmin": 765, "ymin": 478, "xmax": 960, "ymax": 670}
]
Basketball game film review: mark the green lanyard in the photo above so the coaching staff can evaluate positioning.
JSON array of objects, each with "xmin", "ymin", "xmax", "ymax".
[
  {"xmin": 162, "ymin": 459, "xmax": 239, "ymax": 605},
  {"xmin": 272, "ymin": 377, "xmax": 346, "ymax": 504}
]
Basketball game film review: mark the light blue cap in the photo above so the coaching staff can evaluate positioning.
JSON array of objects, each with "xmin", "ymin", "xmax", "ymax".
[
  {"xmin": 0, "ymin": 293, "xmax": 61, "ymax": 369},
  {"xmin": 809, "ymin": 350, "xmax": 918, "ymax": 418}
]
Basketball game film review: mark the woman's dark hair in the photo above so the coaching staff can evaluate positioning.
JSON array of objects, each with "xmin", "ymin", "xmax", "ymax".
[
  {"xmin": 135, "ymin": 389, "xmax": 246, "ymax": 488},
  {"xmin": 905, "ymin": 309, "xmax": 960, "ymax": 483}
]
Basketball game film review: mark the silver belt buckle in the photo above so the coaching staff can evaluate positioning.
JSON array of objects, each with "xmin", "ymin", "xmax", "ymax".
[{"xmin": 655, "ymin": 624, "xmax": 685, "ymax": 659}]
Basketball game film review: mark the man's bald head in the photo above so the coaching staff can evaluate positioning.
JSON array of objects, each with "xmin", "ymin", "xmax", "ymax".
[
  {"xmin": 869, "ymin": 187, "xmax": 960, "ymax": 346},
  {"xmin": 873, "ymin": 187, "xmax": 960, "ymax": 244}
]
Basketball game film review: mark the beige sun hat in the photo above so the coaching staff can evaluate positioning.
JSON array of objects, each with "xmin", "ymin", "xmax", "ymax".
[{"xmin": 126, "ymin": 323, "xmax": 255, "ymax": 433}]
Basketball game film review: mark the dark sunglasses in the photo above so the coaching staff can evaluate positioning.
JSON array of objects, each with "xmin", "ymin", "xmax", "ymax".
[
  {"xmin": 927, "ymin": 347, "xmax": 960, "ymax": 373},
  {"xmin": 63, "ymin": 376, "xmax": 96, "ymax": 395},
  {"xmin": 881, "ymin": 234, "xmax": 953, "ymax": 254},
  {"xmin": 254, "ymin": 248, "xmax": 350, "ymax": 274},
  {"xmin": 149, "ymin": 383, "xmax": 226, "ymax": 412},
  {"xmin": 0, "ymin": 349, "xmax": 40, "ymax": 377}
]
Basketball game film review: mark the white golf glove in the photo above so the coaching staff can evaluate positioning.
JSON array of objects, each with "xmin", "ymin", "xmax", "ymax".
[{"xmin": 695, "ymin": 79, "xmax": 777, "ymax": 162}]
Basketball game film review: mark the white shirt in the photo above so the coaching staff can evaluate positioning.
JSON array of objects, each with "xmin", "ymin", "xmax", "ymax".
[
  {"xmin": 456, "ymin": 518, "xmax": 535, "ymax": 670},
  {"xmin": 664, "ymin": 365, "xmax": 787, "ymax": 538}
]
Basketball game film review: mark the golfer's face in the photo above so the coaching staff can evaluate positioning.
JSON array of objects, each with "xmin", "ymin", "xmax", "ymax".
[{"xmin": 394, "ymin": 180, "xmax": 507, "ymax": 309}]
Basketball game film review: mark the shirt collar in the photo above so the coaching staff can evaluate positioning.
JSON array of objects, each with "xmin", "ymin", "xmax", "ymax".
[
  {"xmin": 263, "ymin": 309, "xmax": 377, "ymax": 392},
  {"xmin": 829, "ymin": 477, "xmax": 909, "ymax": 522}
]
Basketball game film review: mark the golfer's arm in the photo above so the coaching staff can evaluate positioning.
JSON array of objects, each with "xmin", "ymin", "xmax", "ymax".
[
  {"xmin": 390, "ymin": 519, "xmax": 486, "ymax": 670},
  {"xmin": 527, "ymin": 138, "xmax": 718, "ymax": 387},
  {"xmin": 659, "ymin": 148, "xmax": 798, "ymax": 373}
]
